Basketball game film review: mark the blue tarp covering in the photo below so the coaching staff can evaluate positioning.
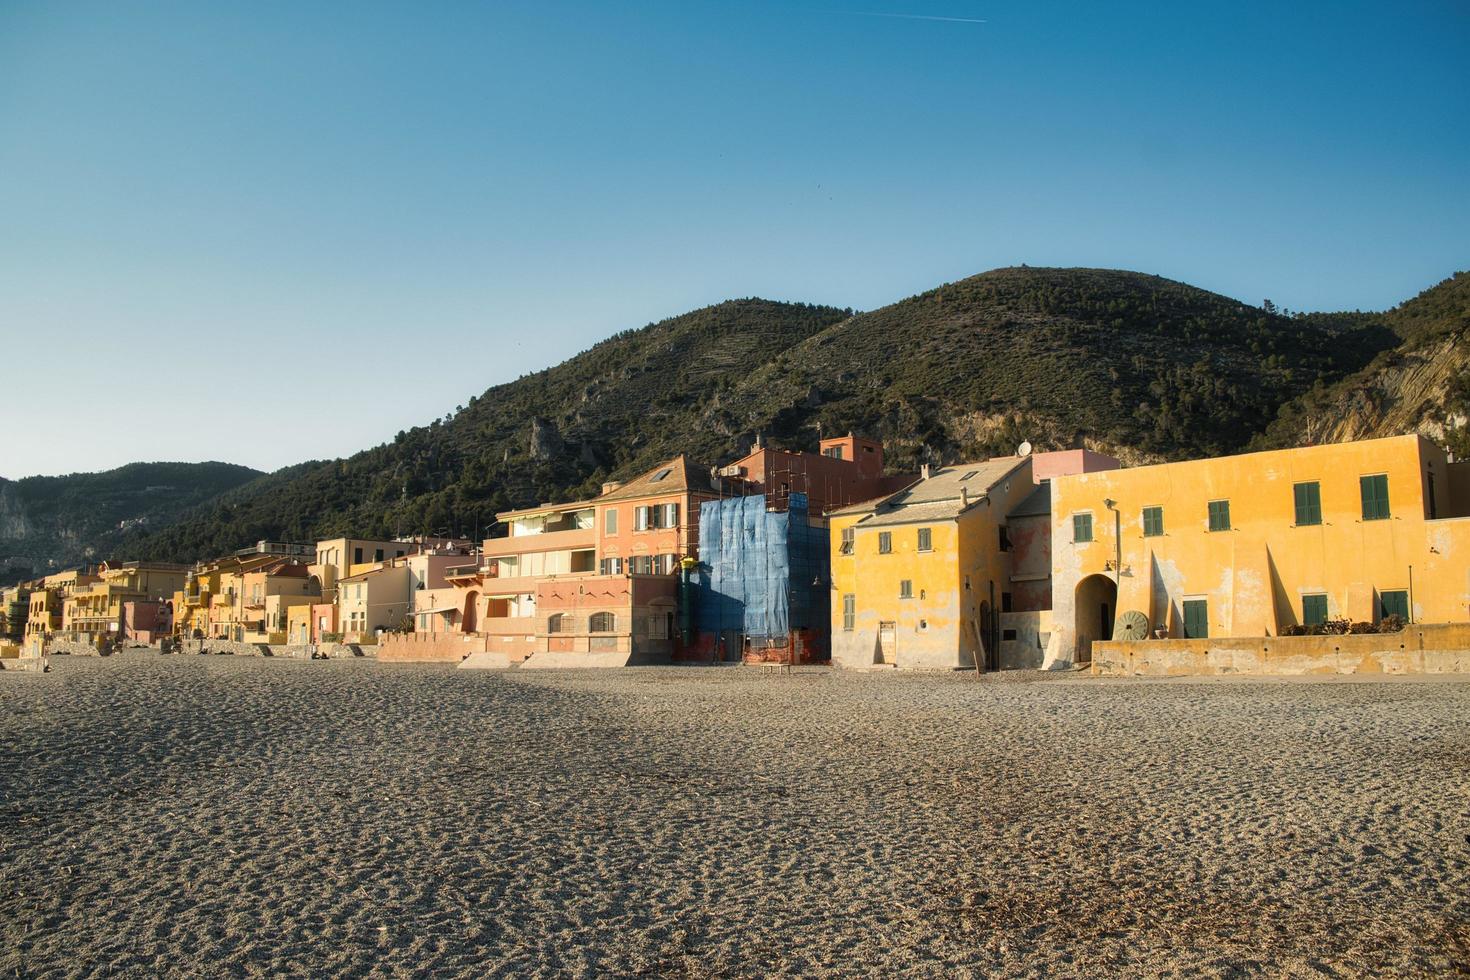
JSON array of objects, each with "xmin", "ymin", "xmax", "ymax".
[{"xmin": 695, "ymin": 493, "xmax": 829, "ymax": 639}]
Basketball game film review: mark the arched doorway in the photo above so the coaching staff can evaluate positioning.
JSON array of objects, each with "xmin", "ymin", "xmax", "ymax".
[
  {"xmin": 462, "ymin": 590, "xmax": 480, "ymax": 634},
  {"xmin": 1074, "ymin": 574, "xmax": 1118, "ymax": 664}
]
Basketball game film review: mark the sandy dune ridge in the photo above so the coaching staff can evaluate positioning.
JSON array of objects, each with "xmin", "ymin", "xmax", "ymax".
[{"xmin": 1, "ymin": 653, "xmax": 1467, "ymax": 977}]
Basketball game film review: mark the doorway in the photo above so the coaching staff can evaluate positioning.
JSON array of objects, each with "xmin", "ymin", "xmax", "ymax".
[
  {"xmin": 1074, "ymin": 574, "xmax": 1118, "ymax": 664},
  {"xmin": 876, "ymin": 621, "xmax": 896, "ymax": 665}
]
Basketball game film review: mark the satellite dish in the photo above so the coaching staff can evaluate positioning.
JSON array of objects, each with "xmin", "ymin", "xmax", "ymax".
[
  {"xmin": 1116, "ymin": 610, "xmax": 1151, "ymax": 641},
  {"xmin": 1017, "ymin": 440, "xmax": 1033, "ymax": 457}
]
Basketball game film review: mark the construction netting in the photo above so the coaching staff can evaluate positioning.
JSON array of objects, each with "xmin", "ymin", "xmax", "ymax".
[{"xmin": 694, "ymin": 492, "xmax": 829, "ymax": 639}]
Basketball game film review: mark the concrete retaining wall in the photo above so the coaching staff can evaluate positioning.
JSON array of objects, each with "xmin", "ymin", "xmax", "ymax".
[
  {"xmin": 45, "ymin": 638, "xmax": 107, "ymax": 657},
  {"xmin": 377, "ymin": 633, "xmax": 489, "ymax": 663},
  {"xmin": 1093, "ymin": 624, "xmax": 1470, "ymax": 677}
]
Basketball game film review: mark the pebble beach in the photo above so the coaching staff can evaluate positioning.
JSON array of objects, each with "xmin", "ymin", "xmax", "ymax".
[{"xmin": 2, "ymin": 653, "xmax": 1467, "ymax": 977}]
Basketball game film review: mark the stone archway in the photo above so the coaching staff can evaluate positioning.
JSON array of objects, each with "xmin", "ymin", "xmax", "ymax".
[{"xmin": 1074, "ymin": 574, "xmax": 1118, "ymax": 664}]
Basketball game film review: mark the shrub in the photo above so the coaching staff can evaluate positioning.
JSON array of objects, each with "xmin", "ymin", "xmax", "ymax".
[
  {"xmin": 1347, "ymin": 621, "xmax": 1376, "ymax": 634},
  {"xmin": 1378, "ymin": 614, "xmax": 1407, "ymax": 633}
]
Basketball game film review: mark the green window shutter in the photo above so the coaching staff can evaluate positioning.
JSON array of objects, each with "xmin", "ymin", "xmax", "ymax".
[
  {"xmin": 917, "ymin": 528, "xmax": 932, "ymax": 552},
  {"xmin": 1360, "ymin": 475, "xmax": 1390, "ymax": 520},
  {"xmin": 1208, "ymin": 500, "xmax": 1231, "ymax": 531},
  {"xmin": 1302, "ymin": 593, "xmax": 1328, "ymax": 626},
  {"xmin": 1293, "ymin": 482, "xmax": 1322, "ymax": 526},
  {"xmin": 1073, "ymin": 514, "xmax": 1093, "ymax": 542},
  {"xmin": 1182, "ymin": 599, "xmax": 1209, "ymax": 638},
  {"xmin": 878, "ymin": 532, "xmax": 892, "ymax": 554},
  {"xmin": 842, "ymin": 594, "xmax": 855, "ymax": 631},
  {"xmin": 1378, "ymin": 590, "xmax": 1409, "ymax": 621},
  {"xmin": 1142, "ymin": 506, "xmax": 1163, "ymax": 537}
]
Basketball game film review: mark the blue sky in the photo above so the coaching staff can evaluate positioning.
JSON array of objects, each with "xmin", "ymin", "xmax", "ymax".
[{"xmin": 1, "ymin": 1, "xmax": 1465, "ymax": 478}]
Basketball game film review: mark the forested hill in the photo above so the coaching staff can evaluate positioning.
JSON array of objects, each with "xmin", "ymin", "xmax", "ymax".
[
  {"xmin": 0, "ymin": 462, "xmax": 263, "ymax": 583},
  {"xmin": 122, "ymin": 267, "xmax": 1404, "ymax": 564},
  {"xmin": 1256, "ymin": 271, "xmax": 1470, "ymax": 455}
]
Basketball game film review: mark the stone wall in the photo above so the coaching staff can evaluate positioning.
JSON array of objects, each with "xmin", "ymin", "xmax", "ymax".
[{"xmin": 1093, "ymin": 623, "xmax": 1470, "ymax": 677}]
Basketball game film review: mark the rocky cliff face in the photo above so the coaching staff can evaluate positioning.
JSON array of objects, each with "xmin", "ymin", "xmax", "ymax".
[
  {"xmin": 0, "ymin": 483, "xmax": 35, "ymax": 540},
  {"xmin": 1294, "ymin": 333, "xmax": 1470, "ymax": 449}
]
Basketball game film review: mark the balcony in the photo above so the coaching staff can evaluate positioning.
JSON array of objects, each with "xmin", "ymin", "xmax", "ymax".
[
  {"xmin": 481, "ymin": 615, "xmax": 538, "ymax": 636},
  {"xmin": 482, "ymin": 527, "xmax": 595, "ymax": 557},
  {"xmin": 477, "ymin": 571, "xmax": 599, "ymax": 597}
]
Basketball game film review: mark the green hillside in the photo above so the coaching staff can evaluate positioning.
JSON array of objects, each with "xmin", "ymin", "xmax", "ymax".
[
  {"xmin": 1256, "ymin": 271, "xmax": 1470, "ymax": 454},
  {"xmin": 115, "ymin": 267, "xmax": 1404, "ymax": 564},
  {"xmin": 0, "ymin": 462, "xmax": 263, "ymax": 582}
]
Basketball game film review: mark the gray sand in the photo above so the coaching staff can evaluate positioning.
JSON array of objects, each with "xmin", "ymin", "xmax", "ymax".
[{"xmin": 1, "ymin": 654, "xmax": 1467, "ymax": 977}]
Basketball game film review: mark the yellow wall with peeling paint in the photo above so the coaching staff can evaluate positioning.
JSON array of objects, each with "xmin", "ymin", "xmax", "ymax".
[{"xmin": 1051, "ymin": 434, "xmax": 1470, "ymax": 666}]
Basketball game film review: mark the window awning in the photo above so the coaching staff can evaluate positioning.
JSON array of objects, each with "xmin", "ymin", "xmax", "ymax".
[{"xmin": 416, "ymin": 605, "xmax": 461, "ymax": 615}]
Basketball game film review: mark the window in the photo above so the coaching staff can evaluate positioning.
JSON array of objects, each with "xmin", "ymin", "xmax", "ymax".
[
  {"xmin": 917, "ymin": 528, "xmax": 932, "ymax": 552},
  {"xmin": 998, "ymin": 526, "xmax": 1011, "ymax": 551},
  {"xmin": 1183, "ymin": 599, "xmax": 1209, "ymax": 638},
  {"xmin": 1002, "ymin": 628, "xmax": 1018, "ymax": 641},
  {"xmin": 599, "ymin": 557, "xmax": 624, "ymax": 575},
  {"xmin": 635, "ymin": 506, "xmax": 651, "ymax": 531},
  {"xmin": 840, "ymin": 527, "xmax": 854, "ymax": 555},
  {"xmin": 589, "ymin": 612, "xmax": 615, "ymax": 633},
  {"xmin": 1302, "ymin": 593, "xmax": 1328, "ymax": 626},
  {"xmin": 1073, "ymin": 513, "xmax": 1093, "ymax": 543},
  {"xmin": 661, "ymin": 502, "xmax": 680, "ymax": 528},
  {"xmin": 899, "ymin": 580, "xmax": 913, "ymax": 599},
  {"xmin": 1378, "ymin": 590, "xmax": 1409, "ymax": 622},
  {"xmin": 1360, "ymin": 474, "xmax": 1390, "ymax": 521},
  {"xmin": 604, "ymin": 509, "xmax": 618, "ymax": 535},
  {"xmin": 1001, "ymin": 592, "xmax": 1013, "ymax": 613},
  {"xmin": 842, "ymin": 594, "xmax": 855, "ymax": 631},
  {"xmin": 1207, "ymin": 500, "xmax": 1231, "ymax": 532},
  {"xmin": 651, "ymin": 468, "xmax": 672, "ymax": 483},
  {"xmin": 878, "ymin": 532, "xmax": 892, "ymax": 554},
  {"xmin": 961, "ymin": 471, "xmax": 978, "ymax": 482},
  {"xmin": 822, "ymin": 446, "xmax": 843, "ymax": 459},
  {"xmin": 1293, "ymin": 482, "xmax": 1322, "ymax": 526},
  {"xmin": 353, "ymin": 548, "xmax": 363, "ymax": 564},
  {"xmin": 1142, "ymin": 506, "xmax": 1164, "ymax": 537},
  {"xmin": 547, "ymin": 613, "xmax": 565, "ymax": 634},
  {"xmin": 374, "ymin": 548, "xmax": 384, "ymax": 562}
]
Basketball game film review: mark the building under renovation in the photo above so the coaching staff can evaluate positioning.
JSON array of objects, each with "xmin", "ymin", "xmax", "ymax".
[{"xmin": 688, "ymin": 492, "xmax": 830, "ymax": 663}]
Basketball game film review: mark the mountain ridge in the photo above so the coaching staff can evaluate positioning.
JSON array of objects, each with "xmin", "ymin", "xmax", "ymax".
[{"xmin": 19, "ymin": 264, "xmax": 1467, "ymax": 570}]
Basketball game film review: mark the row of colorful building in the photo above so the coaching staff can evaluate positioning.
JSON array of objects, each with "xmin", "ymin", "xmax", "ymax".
[{"xmin": 8, "ymin": 431, "xmax": 1470, "ymax": 670}]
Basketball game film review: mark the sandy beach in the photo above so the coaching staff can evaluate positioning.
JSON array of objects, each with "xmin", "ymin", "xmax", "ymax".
[{"xmin": 1, "ymin": 653, "xmax": 1467, "ymax": 977}]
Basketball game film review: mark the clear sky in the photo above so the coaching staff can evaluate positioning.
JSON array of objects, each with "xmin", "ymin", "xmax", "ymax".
[{"xmin": 1, "ymin": 1, "xmax": 1465, "ymax": 479}]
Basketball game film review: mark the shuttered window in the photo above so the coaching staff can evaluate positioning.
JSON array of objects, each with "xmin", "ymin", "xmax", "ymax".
[
  {"xmin": 842, "ymin": 594, "xmax": 855, "ymax": 631},
  {"xmin": 1360, "ymin": 474, "xmax": 1390, "ymax": 521},
  {"xmin": 840, "ymin": 527, "xmax": 854, "ymax": 555},
  {"xmin": 1072, "ymin": 513, "xmax": 1093, "ymax": 543},
  {"xmin": 878, "ymin": 532, "xmax": 892, "ymax": 554},
  {"xmin": 1302, "ymin": 593, "xmax": 1328, "ymax": 626},
  {"xmin": 899, "ymin": 580, "xmax": 913, "ymax": 599},
  {"xmin": 1207, "ymin": 500, "xmax": 1231, "ymax": 532},
  {"xmin": 1293, "ymin": 482, "xmax": 1322, "ymax": 526},
  {"xmin": 1182, "ymin": 599, "xmax": 1209, "ymax": 638},
  {"xmin": 1378, "ymin": 590, "xmax": 1409, "ymax": 622},
  {"xmin": 1142, "ymin": 506, "xmax": 1164, "ymax": 537},
  {"xmin": 604, "ymin": 509, "xmax": 618, "ymax": 535},
  {"xmin": 917, "ymin": 528, "xmax": 932, "ymax": 552}
]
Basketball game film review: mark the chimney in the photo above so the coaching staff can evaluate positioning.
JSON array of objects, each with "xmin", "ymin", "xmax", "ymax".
[
  {"xmin": 601, "ymin": 481, "xmax": 623, "ymax": 495},
  {"xmin": 961, "ymin": 487, "xmax": 970, "ymax": 508},
  {"xmin": 921, "ymin": 463, "xmax": 931, "ymax": 480}
]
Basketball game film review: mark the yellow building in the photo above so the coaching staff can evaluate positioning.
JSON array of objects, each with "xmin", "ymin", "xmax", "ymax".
[
  {"xmin": 828, "ymin": 457, "xmax": 1034, "ymax": 669},
  {"xmin": 1050, "ymin": 434, "xmax": 1470, "ymax": 665},
  {"xmin": 62, "ymin": 562, "xmax": 186, "ymax": 636}
]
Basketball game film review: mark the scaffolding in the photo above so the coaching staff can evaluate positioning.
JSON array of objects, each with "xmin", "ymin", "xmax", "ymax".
[{"xmin": 694, "ymin": 492, "xmax": 829, "ymax": 640}]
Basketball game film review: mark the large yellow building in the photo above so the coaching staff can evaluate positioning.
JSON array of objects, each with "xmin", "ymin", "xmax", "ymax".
[
  {"xmin": 828, "ymin": 457, "xmax": 1033, "ymax": 669},
  {"xmin": 62, "ymin": 562, "xmax": 187, "ymax": 636},
  {"xmin": 1050, "ymin": 434, "xmax": 1470, "ymax": 666}
]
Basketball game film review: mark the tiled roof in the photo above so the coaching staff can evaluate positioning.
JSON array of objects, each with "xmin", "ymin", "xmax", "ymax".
[
  {"xmin": 596, "ymin": 455, "xmax": 719, "ymax": 503},
  {"xmin": 855, "ymin": 456, "xmax": 1030, "ymax": 528}
]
